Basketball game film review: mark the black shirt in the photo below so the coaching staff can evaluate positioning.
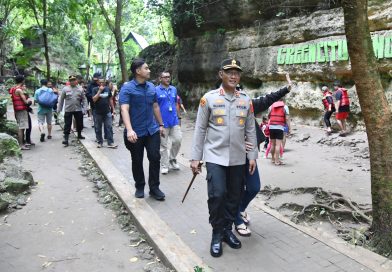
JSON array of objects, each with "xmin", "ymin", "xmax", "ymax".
[{"xmin": 92, "ymin": 86, "xmax": 112, "ymax": 115}]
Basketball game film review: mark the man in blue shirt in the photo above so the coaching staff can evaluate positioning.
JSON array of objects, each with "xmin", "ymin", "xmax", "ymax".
[
  {"xmin": 34, "ymin": 79, "xmax": 58, "ymax": 142},
  {"xmin": 119, "ymin": 58, "xmax": 166, "ymax": 200},
  {"xmin": 156, "ymin": 71, "xmax": 182, "ymax": 174}
]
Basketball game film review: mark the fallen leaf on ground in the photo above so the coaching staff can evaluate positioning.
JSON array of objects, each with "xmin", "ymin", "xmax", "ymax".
[
  {"xmin": 190, "ymin": 229, "xmax": 197, "ymax": 234},
  {"xmin": 129, "ymin": 257, "xmax": 138, "ymax": 263},
  {"xmin": 38, "ymin": 255, "xmax": 46, "ymax": 258}
]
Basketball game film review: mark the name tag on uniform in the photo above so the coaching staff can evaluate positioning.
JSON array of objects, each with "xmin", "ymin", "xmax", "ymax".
[{"xmin": 213, "ymin": 109, "xmax": 226, "ymax": 116}]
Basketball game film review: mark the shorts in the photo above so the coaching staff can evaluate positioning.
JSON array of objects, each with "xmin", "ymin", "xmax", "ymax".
[
  {"xmin": 15, "ymin": 110, "xmax": 29, "ymax": 129},
  {"xmin": 269, "ymin": 129, "xmax": 284, "ymax": 140},
  {"xmin": 37, "ymin": 112, "xmax": 53, "ymax": 125},
  {"xmin": 336, "ymin": 112, "xmax": 349, "ymax": 120}
]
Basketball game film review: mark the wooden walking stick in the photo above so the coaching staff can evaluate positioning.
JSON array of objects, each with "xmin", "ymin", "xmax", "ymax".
[{"xmin": 182, "ymin": 161, "xmax": 203, "ymax": 203}]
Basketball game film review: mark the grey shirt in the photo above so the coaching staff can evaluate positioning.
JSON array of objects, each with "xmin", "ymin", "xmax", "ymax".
[
  {"xmin": 58, "ymin": 85, "xmax": 87, "ymax": 113},
  {"xmin": 191, "ymin": 88, "xmax": 258, "ymax": 166}
]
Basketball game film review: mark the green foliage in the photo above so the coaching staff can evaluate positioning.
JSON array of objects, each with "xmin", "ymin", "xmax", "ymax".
[
  {"xmin": 194, "ymin": 266, "xmax": 204, "ymax": 272},
  {"xmin": 2, "ymin": 0, "xmax": 176, "ymax": 81},
  {"xmin": 217, "ymin": 28, "xmax": 226, "ymax": 35}
]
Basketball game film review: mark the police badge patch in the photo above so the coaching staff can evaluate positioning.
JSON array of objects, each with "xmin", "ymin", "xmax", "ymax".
[{"xmin": 200, "ymin": 97, "xmax": 207, "ymax": 107}]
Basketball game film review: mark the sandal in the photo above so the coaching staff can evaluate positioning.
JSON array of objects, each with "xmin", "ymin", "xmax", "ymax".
[
  {"xmin": 240, "ymin": 211, "xmax": 251, "ymax": 225},
  {"xmin": 275, "ymin": 161, "xmax": 285, "ymax": 166},
  {"xmin": 20, "ymin": 145, "xmax": 30, "ymax": 150},
  {"xmin": 235, "ymin": 223, "xmax": 251, "ymax": 237}
]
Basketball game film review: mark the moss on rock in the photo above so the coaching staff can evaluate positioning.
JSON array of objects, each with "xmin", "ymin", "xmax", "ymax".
[
  {"xmin": 0, "ymin": 133, "xmax": 21, "ymax": 162},
  {"xmin": 0, "ymin": 120, "xmax": 19, "ymax": 137},
  {"xmin": 3, "ymin": 177, "xmax": 31, "ymax": 194}
]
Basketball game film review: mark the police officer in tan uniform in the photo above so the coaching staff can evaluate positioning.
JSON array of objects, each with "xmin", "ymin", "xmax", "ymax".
[
  {"xmin": 191, "ymin": 59, "xmax": 258, "ymax": 257},
  {"xmin": 58, "ymin": 75, "xmax": 87, "ymax": 146}
]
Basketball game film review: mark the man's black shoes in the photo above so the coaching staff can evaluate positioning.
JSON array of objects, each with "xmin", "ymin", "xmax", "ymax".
[
  {"xmin": 77, "ymin": 135, "xmax": 85, "ymax": 140},
  {"xmin": 210, "ymin": 232, "xmax": 223, "ymax": 257},
  {"xmin": 223, "ymin": 229, "xmax": 242, "ymax": 249},
  {"xmin": 40, "ymin": 133, "xmax": 45, "ymax": 142},
  {"xmin": 135, "ymin": 188, "xmax": 144, "ymax": 198},
  {"xmin": 149, "ymin": 188, "xmax": 165, "ymax": 201}
]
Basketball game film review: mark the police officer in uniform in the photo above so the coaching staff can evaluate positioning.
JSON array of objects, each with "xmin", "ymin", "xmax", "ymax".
[
  {"xmin": 58, "ymin": 75, "xmax": 87, "ymax": 146},
  {"xmin": 191, "ymin": 59, "xmax": 258, "ymax": 257}
]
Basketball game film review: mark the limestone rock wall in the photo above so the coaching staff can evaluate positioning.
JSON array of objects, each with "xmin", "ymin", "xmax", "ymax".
[{"xmin": 174, "ymin": 0, "xmax": 392, "ymax": 114}]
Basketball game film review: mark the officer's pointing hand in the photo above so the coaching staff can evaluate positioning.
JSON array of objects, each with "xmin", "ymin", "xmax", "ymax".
[
  {"xmin": 249, "ymin": 159, "xmax": 256, "ymax": 175},
  {"xmin": 190, "ymin": 160, "xmax": 202, "ymax": 175},
  {"xmin": 127, "ymin": 130, "xmax": 138, "ymax": 143}
]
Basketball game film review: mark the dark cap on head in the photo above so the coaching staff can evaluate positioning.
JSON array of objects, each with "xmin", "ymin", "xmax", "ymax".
[
  {"xmin": 69, "ymin": 75, "xmax": 77, "ymax": 81},
  {"xmin": 220, "ymin": 58, "xmax": 242, "ymax": 71},
  {"xmin": 93, "ymin": 73, "xmax": 101, "ymax": 79},
  {"xmin": 333, "ymin": 80, "xmax": 342, "ymax": 87}
]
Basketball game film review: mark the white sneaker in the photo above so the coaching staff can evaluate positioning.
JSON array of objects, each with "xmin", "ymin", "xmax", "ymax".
[
  {"xmin": 169, "ymin": 160, "xmax": 180, "ymax": 170},
  {"xmin": 161, "ymin": 167, "xmax": 169, "ymax": 174}
]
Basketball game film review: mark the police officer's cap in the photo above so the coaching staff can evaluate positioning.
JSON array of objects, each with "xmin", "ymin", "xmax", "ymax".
[
  {"xmin": 68, "ymin": 75, "xmax": 77, "ymax": 81},
  {"xmin": 220, "ymin": 58, "xmax": 242, "ymax": 71}
]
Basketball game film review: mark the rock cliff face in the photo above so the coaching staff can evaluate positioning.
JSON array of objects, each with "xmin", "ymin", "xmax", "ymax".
[{"xmin": 173, "ymin": 0, "xmax": 392, "ymax": 115}]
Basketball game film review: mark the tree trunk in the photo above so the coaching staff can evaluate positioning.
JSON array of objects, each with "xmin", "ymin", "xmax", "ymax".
[
  {"xmin": 86, "ymin": 20, "xmax": 93, "ymax": 81},
  {"xmin": 114, "ymin": 31, "xmax": 127, "ymax": 83},
  {"xmin": 42, "ymin": 0, "xmax": 50, "ymax": 79},
  {"xmin": 342, "ymin": 0, "xmax": 392, "ymax": 255},
  {"xmin": 114, "ymin": 0, "xmax": 127, "ymax": 83},
  {"xmin": 97, "ymin": 0, "xmax": 128, "ymax": 83}
]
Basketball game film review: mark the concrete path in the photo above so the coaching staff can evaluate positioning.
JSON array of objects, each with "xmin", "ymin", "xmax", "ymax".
[
  {"xmin": 0, "ymin": 115, "xmax": 166, "ymax": 271},
  {"xmin": 80, "ymin": 115, "xmax": 391, "ymax": 272}
]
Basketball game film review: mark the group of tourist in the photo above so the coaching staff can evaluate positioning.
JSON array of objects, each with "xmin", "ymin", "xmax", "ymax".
[
  {"xmin": 321, "ymin": 81, "xmax": 351, "ymax": 136},
  {"xmin": 9, "ymin": 56, "xmax": 350, "ymax": 258}
]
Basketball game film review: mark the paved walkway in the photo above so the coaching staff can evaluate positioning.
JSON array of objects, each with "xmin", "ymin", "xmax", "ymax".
[
  {"xmin": 81, "ymin": 116, "xmax": 385, "ymax": 272},
  {"xmin": 0, "ymin": 113, "xmax": 167, "ymax": 272}
]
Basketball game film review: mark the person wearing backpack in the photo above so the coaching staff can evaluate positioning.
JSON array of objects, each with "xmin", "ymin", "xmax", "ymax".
[{"xmin": 34, "ymin": 79, "xmax": 58, "ymax": 142}]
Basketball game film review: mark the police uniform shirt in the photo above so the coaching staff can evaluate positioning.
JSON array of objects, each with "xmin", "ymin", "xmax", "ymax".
[
  {"xmin": 58, "ymin": 85, "xmax": 87, "ymax": 113},
  {"xmin": 191, "ymin": 88, "xmax": 258, "ymax": 166}
]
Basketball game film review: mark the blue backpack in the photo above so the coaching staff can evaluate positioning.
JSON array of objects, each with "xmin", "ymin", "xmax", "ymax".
[{"xmin": 37, "ymin": 88, "xmax": 58, "ymax": 108}]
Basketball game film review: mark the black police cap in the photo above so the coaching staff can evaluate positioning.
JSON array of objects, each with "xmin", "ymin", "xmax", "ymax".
[{"xmin": 220, "ymin": 58, "xmax": 242, "ymax": 71}]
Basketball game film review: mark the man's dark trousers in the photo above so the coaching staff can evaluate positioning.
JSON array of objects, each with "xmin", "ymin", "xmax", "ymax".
[
  {"xmin": 124, "ymin": 131, "xmax": 161, "ymax": 191},
  {"xmin": 206, "ymin": 162, "xmax": 245, "ymax": 233},
  {"xmin": 63, "ymin": 111, "xmax": 83, "ymax": 135}
]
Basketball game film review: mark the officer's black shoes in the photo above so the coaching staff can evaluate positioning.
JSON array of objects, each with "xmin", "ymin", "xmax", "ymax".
[
  {"xmin": 135, "ymin": 188, "xmax": 144, "ymax": 198},
  {"xmin": 223, "ymin": 229, "xmax": 242, "ymax": 249},
  {"xmin": 149, "ymin": 187, "xmax": 165, "ymax": 201},
  {"xmin": 62, "ymin": 135, "xmax": 69, "ymax": 147},
  {"xmin": 77, "ymin": 134, "xmax": 85, "ymax": 140},
  {"xmin": 210, "ymin": 232, "xmax": 223, "ymax": 257}
]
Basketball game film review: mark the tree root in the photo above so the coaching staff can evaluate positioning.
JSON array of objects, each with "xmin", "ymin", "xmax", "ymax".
[{"xmin": 260, "ymin": 186, "xmax": 373, "ymax": 227}]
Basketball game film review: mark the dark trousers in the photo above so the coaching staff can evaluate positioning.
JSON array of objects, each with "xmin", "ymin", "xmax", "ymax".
[
  {"xmin": 95, "ymin": 112, "xmax": 114, "ymax": 145},
  {"xmin": 64, "ymin": 111, "xmax": 83, "ymax": 135},
  {"xmin": 124, "ymin": 131, "xmax": 161, "ymax": 190},
  {"xmin": 324, "ymin": 110, "xmax": 333, "ymax": 128},
  {"xmin": 206, "ymin": 162, "xmax": 245, "ymax": 232},
  {"xmin": 235, "ymin": 159, "xmax": 261, "ymax": 225},
  {"xmin": 24, "ymin": 113, "xmax": 32, "ymax": 144}
]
